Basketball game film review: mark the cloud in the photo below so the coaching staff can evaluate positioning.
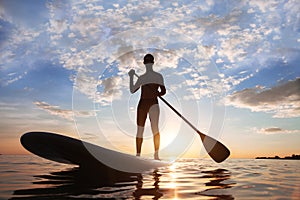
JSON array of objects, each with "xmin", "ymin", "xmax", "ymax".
[
  {"xmin": 2, "ymin": 71, "xmax": 27, "ymax": 86},
  {"xmin": 95, "ymin": 76, "xmax": 123, "ymax": 106},
  {"xmin": 34, "ymin": 101, "xmax": 94, "ymax": 121},
  {"xmin": 227, "ymin": 78, "xmax": 300, "ymax": 118},
  {"xmin": 1, "ymin": 0, "xmax": 299, "ymax": 111},
  {"xmin": 44, "ymin": 0, "xmax": 299, "ymax": 99},
  {"xmin": 263, "ymin": 127, "xmax": 282, "ymax": 132},
  {"xmin": 73, "ymin": 70, "xmax": 98, "ymax": 97},
  {"xmin": 0, "ymin": 27, "xmax": 41, "ymax": 70},
  {"xmin": 249, "ymin": 0, "xmax": 279, "ymax": 13},
  {"xmin": 0, "ymin": 101, "xmax": 19, "ymax": 111},
  {"xmin": 255, "ymin": 127, "xmax": 300, "ymax": 135}
]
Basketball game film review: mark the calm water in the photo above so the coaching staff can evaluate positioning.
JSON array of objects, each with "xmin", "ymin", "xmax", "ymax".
[{"xmin": 0, "ymin": 155, "xmax": 299, "ymax": 200}]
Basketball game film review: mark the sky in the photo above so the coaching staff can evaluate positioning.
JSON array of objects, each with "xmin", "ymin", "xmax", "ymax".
[{"xmin": 0, "ymin": 0, "xmax": 299, "ymax": 159}]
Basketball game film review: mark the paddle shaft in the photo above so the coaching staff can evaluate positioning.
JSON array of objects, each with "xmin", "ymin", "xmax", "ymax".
[
  {"xmin": 158, "ymin": 95, "xmax": 205, "ymax": 137},
  {"xmin": 133, "ymin": 73, "xmax": 205, "ymax": 138}
]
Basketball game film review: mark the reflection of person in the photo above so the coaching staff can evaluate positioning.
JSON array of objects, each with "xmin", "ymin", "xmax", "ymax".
[
  {"xmin": 128, "ymin": 54, "xmax": 166, "ymax": 160},
  {"xmin": 133, "ymin": 170, "xmax": 162, "ymax": 199}
]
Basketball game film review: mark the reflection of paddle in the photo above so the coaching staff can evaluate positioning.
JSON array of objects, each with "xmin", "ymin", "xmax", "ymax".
[{"xmin": 134, "ymin": 73, "xmax": 230, "ymax": 163}]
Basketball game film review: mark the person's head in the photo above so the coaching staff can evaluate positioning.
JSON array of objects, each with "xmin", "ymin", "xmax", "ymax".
[{"xmin": 143, "ymin": 54, "xmax": 154, "ymax": 64}]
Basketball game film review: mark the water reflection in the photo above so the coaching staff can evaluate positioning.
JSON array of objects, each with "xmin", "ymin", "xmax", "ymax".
[
  {"xmin": 10, "ymin": 163, "xmax": 235, "ymax": 199},
  {"xmin": 196, "ymin": 168, "xmax": 235, "ymax": 200},
  {"xmin": 10, "ymin": 166, "xmax": 166, "ymax": 200},
  {"xmin": 10, "ymin": 166, "xmax": 138, "ymax": 199},
  {"xmin": 133, "ymin": 170, "xmax": 163, "ymax": 200},
  {"xmin": 5, "ymin": 157, "xmax": 300, "ymax": 199}
]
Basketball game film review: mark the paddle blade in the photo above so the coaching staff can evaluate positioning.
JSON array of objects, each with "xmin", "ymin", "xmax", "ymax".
[{"xmin": 198, "ymin": 131, "xmax": 230, "ymax": 163}]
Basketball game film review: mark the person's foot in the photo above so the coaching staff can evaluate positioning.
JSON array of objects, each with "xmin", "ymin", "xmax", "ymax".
[
  {"xmin": 136, "ymin": 153, "xmax": 141, "ymax": 157},
  {"xmin": 154, "ymin": 152, "xmax": 160, "ymax": 160}
]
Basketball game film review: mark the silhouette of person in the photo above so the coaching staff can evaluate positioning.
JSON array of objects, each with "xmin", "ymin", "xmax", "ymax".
[{"xmin": 128, "ymin": 54, "xmax": 166, "ymax": 160}]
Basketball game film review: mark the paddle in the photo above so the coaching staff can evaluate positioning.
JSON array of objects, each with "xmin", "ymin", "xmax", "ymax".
[{"xmin": 133, "ymin": 73, "xmax": 230, "ymax": 163}]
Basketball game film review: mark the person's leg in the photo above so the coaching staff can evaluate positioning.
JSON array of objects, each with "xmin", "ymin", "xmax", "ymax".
[
  {"xmin": 153, "ymin": 133, "xmax": 160, "ymax": 160},
  {"xmin": 136, "ymin": 126, "xmax": 144, "ymax": 156},
  {"xmin": 136, "ymin": 107, "xmax": 147, "ymax": 156},
  {"xmin": 149, "ymin": 104, "xmax": 160, "ymax": 160}
]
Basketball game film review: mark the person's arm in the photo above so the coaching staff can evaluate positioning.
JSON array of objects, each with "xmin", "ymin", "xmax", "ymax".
[
  {"xmin": 128, "ymin": 69, "xmax": 141, "ymax": 93},
  {"xmin": 158, "ymin": 74, "xmax": 166, "ymax": 96},
  {"xmin": 130, "ymin": 77, "xmax": 141, "ymax": 93},
  {"xmin": 158, "ymin": 85, "xmax": 166, "ymax": 96}
]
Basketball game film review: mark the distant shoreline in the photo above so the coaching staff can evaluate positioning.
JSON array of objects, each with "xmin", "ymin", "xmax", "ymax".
[{"xmin": 256, "ymin": 154, "xmax": 300, "ymax": 160}]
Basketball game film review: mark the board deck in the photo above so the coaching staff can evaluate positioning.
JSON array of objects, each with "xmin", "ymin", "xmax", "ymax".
[{"xmin": 21, "ymin": 132, "xmax": 169, "ymax": 173}]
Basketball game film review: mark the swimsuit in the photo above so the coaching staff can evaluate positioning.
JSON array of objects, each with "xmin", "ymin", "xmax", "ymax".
[{"xmin": 137, "ymin": 84, "xmax": 159, "ymax": 127}]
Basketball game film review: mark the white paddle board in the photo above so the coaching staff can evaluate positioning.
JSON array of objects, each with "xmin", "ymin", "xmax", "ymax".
[{"xmin": 21, "ymin": 132, "xmax": 169, "ymax": 173}]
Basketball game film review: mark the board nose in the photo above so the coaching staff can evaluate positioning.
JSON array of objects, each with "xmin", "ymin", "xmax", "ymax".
[{"xmin": 20, "ymin": 132, "xmax": 45, "ymax": 153}]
